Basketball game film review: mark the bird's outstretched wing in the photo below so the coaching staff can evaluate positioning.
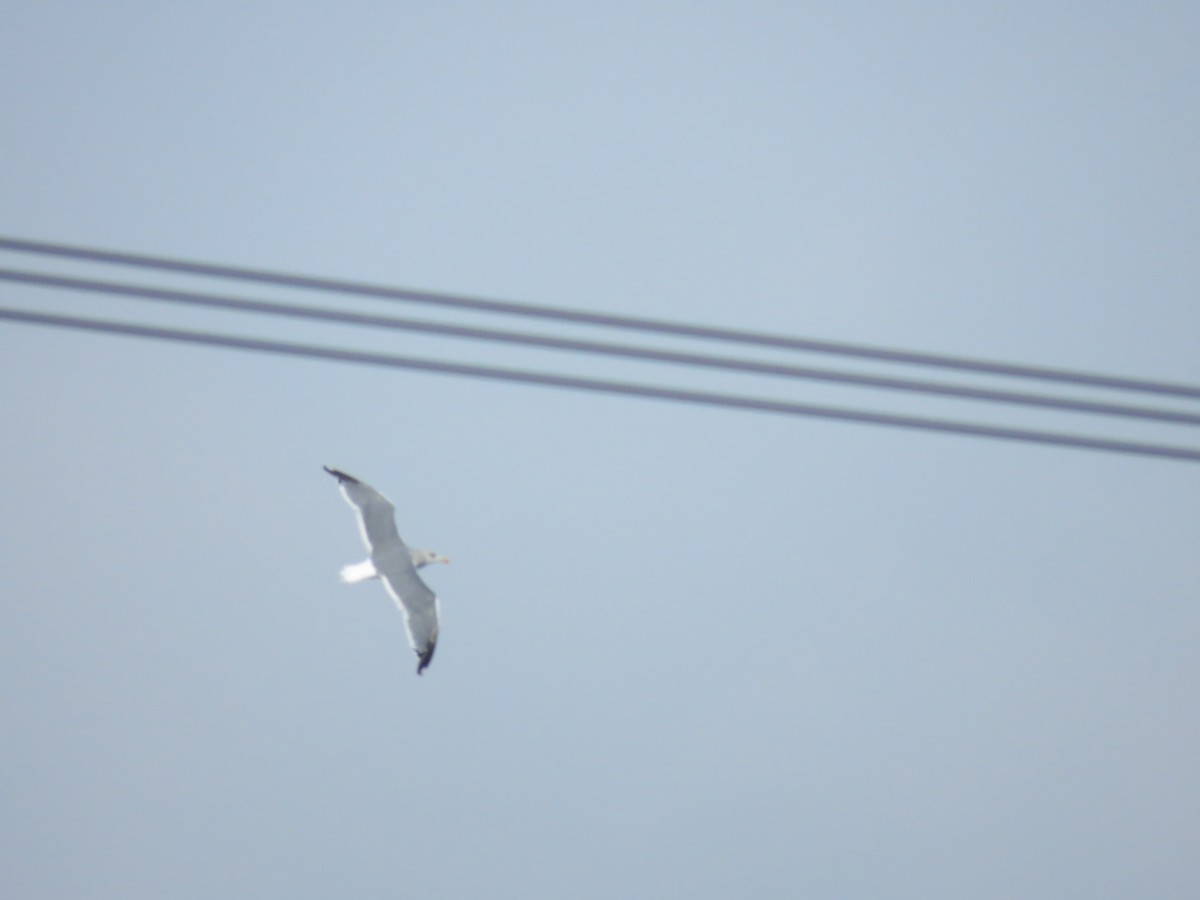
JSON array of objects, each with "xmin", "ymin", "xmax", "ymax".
[
  {"xmin": 379, "ymin": 565, "xmax": 439, "ymax": 674},
  {"xmin": 324, "ymin": 466, "xmax": 403, "ymax": 556},
  {"xmin": 324, "ymin": 466, "xmax": 439, "ymax": 674}
]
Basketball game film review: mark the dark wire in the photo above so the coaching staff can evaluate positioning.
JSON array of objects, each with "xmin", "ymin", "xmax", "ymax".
[
  {"xmin": 2, "ymin": 235, "xmax": 1198, "ymax": 401},
  {"xmin": 3, "ymin": 306, "xmax": 1199, "ymax": 464},
  {"xmin": 4, "ymin": 266, "xmax": 1199, "ymax": 428}
]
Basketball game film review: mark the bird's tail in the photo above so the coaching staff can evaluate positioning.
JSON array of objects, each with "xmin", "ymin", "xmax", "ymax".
[{"xmin": 339, "ymin": 559, "xmax": 378, "ymax": 584}]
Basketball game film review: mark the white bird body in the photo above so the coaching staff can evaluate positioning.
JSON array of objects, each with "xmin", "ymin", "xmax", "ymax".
[
  {"xmin": 338, "ymin": 548, "xmax": 443, "ymax": 584},
  {"xmin": 323, "ymin": 466, "xmax": 450, "ymax": 674}
]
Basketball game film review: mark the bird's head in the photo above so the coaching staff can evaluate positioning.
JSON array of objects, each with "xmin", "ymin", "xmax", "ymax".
[{"xmin": 411, "ymin": 548, "xmax": 451, "ymax": 569}]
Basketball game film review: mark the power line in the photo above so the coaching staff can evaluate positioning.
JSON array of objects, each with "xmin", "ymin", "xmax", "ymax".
[
  {"xmin": 3, "ymin": 305, "xmax": 1199, "ymax": 464},
  {"xmin": 4, "ymin": 266, "xmax": 1200, "ymax": 429},
  {"xmin": 3, "ymin": 234, "xmax": 1198, "ymax": 401}
]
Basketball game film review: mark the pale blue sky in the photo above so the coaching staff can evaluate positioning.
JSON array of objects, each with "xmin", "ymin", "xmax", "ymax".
[{"xmin": 2, "ymin": 3, "xmax": 1199, "ymax": 898}]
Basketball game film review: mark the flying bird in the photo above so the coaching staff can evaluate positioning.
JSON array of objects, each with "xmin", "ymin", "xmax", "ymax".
[{"xmin": 324, "ymin": 466, "xmax": 450, "ymax": 674}]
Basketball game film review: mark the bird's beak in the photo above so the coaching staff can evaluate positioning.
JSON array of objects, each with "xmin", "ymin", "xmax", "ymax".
[{"xmin": 440, "ymin": 557, "xmax": 452, "ymax": 565}]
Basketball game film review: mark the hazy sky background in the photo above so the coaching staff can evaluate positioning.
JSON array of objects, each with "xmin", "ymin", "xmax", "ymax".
[{"xmin": 3, "ymin": 3, "xmax": 1199, "ymax": 898}]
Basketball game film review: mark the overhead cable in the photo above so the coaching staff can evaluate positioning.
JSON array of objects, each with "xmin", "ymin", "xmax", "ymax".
[
  {"xmin": 3, "ymin": 266, "xmax": 1199, "ymax": 429},
  {"xmin": 2, "ymin": 235, "xmax": 1198, "ymax": 401},
  {"xmin": 3, "ymin": 306, "xmax": 1199, "ymax": 464}
]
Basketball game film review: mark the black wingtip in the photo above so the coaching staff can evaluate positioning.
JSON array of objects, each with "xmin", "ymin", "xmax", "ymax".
[
  {"xmin": 416, "ymin": 642, "xmax": 436, "ymax": 675},
  {"xmin": 323, "ymin": 466, "xmax": 358, "ymax": 484}
]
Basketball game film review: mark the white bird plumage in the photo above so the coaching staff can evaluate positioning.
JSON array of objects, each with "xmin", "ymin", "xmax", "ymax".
[{"xmin": 323, "ymin": 466, "xmax": 450, "ymax": 674}]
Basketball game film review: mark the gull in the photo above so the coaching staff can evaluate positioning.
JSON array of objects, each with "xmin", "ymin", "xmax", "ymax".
[{"xmin": 324, "ymin": 466, "xmax": 450, "ymax": 674}]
